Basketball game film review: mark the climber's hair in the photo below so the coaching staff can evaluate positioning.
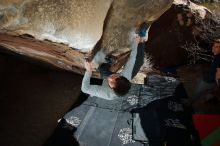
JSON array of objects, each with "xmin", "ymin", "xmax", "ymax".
[{"xmin": 112, "ymin": 76, "xmax": 131, "ymax": 96}]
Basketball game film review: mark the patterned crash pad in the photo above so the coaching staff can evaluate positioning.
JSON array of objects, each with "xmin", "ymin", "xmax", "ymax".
[{"xmin": 63, "ymin": 75, "xmax": 181, "ymax": 146}]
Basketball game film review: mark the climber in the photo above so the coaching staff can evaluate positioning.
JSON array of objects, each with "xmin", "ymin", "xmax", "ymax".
[
  {"xmin": 186, "ymin": 39, "xmax": 220, "ymax": 105},
  {"xmin": 81, "ymin": 23, "xmax": 151, "ymax": 100}
]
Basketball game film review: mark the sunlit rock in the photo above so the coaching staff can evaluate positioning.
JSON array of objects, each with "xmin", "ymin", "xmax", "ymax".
[
  {"xmin": 0, "ymin": 0, "xmax": 113, "ymax": 52},
  {"xmin": 101, "ymin": 0, "xmax": 173, "ymax": 55},
  {"xmin": 0, "ymin": 0, "xmax": 174, "ymax": 76}
]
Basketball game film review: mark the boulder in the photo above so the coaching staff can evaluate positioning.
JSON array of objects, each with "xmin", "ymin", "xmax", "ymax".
[
  {"xmin": 2, "ymin": 0, "xmax": 218, "ymax": 76},
  {"xmin": 0, "ymin": 0, "xmax": 113, "ymax": 52},
  {"xmin": 0, "ymin": 0, "xmax": 173, "ymax": 76}
]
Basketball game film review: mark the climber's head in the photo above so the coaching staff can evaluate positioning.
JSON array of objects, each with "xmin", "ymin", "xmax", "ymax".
[{"xmin": 107, "ymin": 74, "xmax": 131, "ymax": 96}]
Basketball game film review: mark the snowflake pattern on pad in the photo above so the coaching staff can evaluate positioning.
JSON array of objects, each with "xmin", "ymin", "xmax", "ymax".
[{"xmin": 118, "ymin": 128, "xmax": 135, "ymax": 145}]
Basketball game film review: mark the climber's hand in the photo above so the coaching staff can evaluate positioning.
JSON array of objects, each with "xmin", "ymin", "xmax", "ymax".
[{"xmin": 84, "ymin": 59, "xmax": 92, "ymax": 73}]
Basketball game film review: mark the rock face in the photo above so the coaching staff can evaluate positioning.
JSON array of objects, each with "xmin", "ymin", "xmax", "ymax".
[
  {"xmin": 0, "ymin": 0, "xmax": 113, "ymax": 52},
  {"xmin": 101, "ymin": 0, "xmax": 173, "ymax": 55},
  {"xmin": 0, "ymin": 34, "xmax": 85, "ymax": 74},
  {"xmin": 5, "ymin": 0, "xmax": 219, "ymax": 76},
  {"xmin": 0, "ymin": 0, "xmax": 173, "ymax": 75}
]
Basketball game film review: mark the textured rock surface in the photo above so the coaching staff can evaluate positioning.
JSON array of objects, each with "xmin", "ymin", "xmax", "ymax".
[
  {"xmin": 101, "ymin": 0, "xmax": 173, "ymax": 55},
  {"xmin": 0, "ymin": 34, "xmax": 86, "ymax": 74},
  {"xmin": 0, "ymin": 0, "xmax": 173, "ymax": 76},
  {"xmin": 0, "ymin": 0, "xmax": 113, "ymax": 52},
  {"xmin": 0, "ymin": 0, "xmax": 173, "ymax": 52}
]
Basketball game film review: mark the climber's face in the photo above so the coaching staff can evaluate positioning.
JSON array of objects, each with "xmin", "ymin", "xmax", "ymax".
[
  {"xmin": 107, "ymin": 74, "xmax": 119, "ymax": 89},
  {"xmin": 212, "ymin": 42, "xmax": 220, "ymax": 55}
]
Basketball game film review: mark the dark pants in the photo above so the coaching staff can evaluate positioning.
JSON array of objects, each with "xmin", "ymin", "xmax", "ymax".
[
  {"xmin": 98, "ymin": 63, "xmax": 113, "ymax": 79},
  {"xmin": 98, "ymin": 43, "xmax": 145, "ymax": 79}
]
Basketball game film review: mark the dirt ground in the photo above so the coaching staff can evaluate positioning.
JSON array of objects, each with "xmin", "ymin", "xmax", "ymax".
[{"xmin": 0, "ymin": 51, "xmax": 82, "ymax": 146}]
